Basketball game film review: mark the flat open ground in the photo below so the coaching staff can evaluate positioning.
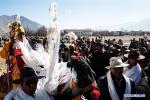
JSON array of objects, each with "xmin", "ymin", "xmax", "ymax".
[
  {"xmin": 89, "ymin": 35, "xmax": 150, "ymax": 46},
  {"xmin": 102, "ymin": 35, "xmax": 149, "ymax": 42},
  {"xmin": 0, "ymin": 35, "xmax": 149, "ymax": 76}
]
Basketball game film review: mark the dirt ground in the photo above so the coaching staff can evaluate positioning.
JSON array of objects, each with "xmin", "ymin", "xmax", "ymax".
[
  {"xmin": 0, "ymin": 35, "xmax": 149, "ymax": 76},
  {"xmin": 102, "ymin": 35, "xmax": 149, "ymax": 42}
]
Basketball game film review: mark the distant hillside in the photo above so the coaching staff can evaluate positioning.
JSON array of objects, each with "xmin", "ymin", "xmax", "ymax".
[
  {"xmin": 0, "ymin": 15, "xmax": 44, "ymax": 33},
  {"xmin": 96, "ymin": 19, "xmax": 150, "ymax": 31},
  {"xmin": 0, "ymin": 27, "xmax": 3, "ymax": 33},
  {"xmin": 119, "ymin": 19, "xmax": 150, "ymax": 31},
  {"xmin": 0, "ymin": 27, "xmax": 4, "ymax": 36}
]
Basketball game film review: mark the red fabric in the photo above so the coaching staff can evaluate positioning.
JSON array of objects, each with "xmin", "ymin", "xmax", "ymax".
[
  {"xmin": 90, "ymin": 83, "xmax": 101, "ymax": 100},
  {"xmin": 90, "ymin": 84, "xmax": 97, "ymax": 90},
  {"xmin": 16, "ymin": 56, "xmax": 24, "ymax": 70},
  {"xmin": 13, "ymin": 49, "xmax": 22, "ymax": 56},
  {"xmin": 75, "ymin": 55, "xmax": 80, "ymax": 61},
  {"xmin": 91, "ymin": 90, "xmax": 101, "ymax": 100}
]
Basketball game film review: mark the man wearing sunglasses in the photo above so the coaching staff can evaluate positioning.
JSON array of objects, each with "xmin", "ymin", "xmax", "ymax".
[{"xmin": 4, "ymin": 67, "xmax": 54, "ymax": 100}]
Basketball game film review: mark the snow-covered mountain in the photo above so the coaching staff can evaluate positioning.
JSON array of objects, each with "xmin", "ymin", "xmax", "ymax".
[
  {"xmin": 96, "ymin": 19, "xmax": 150, "ymax": 31},
  {"xmin": 0, "ymin": 15, "xmax": 44, "ymax": 33}
]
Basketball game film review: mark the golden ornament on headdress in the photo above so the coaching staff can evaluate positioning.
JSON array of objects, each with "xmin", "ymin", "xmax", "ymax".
[{"xmin": 17, "ymin": 27, "xmax": 25, "ymax": 33}]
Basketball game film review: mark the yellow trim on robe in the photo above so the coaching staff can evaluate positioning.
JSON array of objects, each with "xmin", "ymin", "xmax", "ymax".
[
  {"xmin": 72, "ymin": 80, "xmax": 81, "ymax": 100},
  {"xmin": 0, "ymin": 42, "xmax": 9, "ymax": 60},
  {"xmin": 10, "ymin": 56, "xmax": 20, "ymax": 88},
  {"xmin": 0, "ymin": 42, "xmax": 20, "ymax": 89},
  {"xmin": 0, "ymin": 92, "xmax": 6, "ymax": 99}
]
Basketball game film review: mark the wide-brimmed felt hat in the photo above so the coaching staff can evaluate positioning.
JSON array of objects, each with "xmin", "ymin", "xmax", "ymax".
[
  {"xmin": 124, "ymin": 49, "xmax": 145, "ymax": 60},
  {"xmin": 12, "ymin": 67, "xmax": 45, "ymax": 84},
  {"xmin": 106, "ymin": 57, "xmax": 129, "ymax": 69}
]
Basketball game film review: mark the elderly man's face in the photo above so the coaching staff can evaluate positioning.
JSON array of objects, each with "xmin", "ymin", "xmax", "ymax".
[
  {"xmin": 22, "ymin": 77, "xmax": 38, "ymax": 96},
  {"xmin": 111, "ymin": 67, "xmax": 123, "ymax": 78}
]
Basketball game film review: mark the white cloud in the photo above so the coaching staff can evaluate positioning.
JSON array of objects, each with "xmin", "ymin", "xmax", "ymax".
[{"xmin": 64, "ymin": 10, "xmax": 72, "ymax": 14}]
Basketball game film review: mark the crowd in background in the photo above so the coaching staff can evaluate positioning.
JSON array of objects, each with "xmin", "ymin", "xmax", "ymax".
[
  {"xmin": 27, "ymin": 35, "xmax": 150, "ymax": 99},
  {"xmin": 1, "ymin": 34, "xmax": 150, "ymax": 100}
]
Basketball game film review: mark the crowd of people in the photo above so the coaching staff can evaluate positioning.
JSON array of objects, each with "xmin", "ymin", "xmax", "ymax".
[{"xmin": 0, "ymin": 21, "xmax": 150, "ymax": 100}]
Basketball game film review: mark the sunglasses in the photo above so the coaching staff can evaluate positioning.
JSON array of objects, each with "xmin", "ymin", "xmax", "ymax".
[{"xmin": 23, "ymin": 78, "xmax": 38, "ymax": 85}]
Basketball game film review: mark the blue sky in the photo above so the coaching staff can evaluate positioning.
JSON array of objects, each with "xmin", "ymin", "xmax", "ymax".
[{"xmin": 0, "ymin": 0, "xmax": 150, "ymax": 29}]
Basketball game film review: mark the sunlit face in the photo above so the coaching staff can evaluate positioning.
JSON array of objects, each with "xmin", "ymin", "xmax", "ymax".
[
  {"xmin": 128, "ymin": 58, "xmax": 136, "ymax": 66},
  {"xmin": 140, "ymin": 50, "xmax": 147, "ymax": 55},
  {"xmin": 17, "ymin": 33, "xmax": 24, "ymax": 41},
  {"xmin": 111, "ymin": 67, "xmax": 123, "ymax": 79},
  {"xmin": 96, "ymin": 45, "xmax": 103, "ymax": 51},
  {"xmin": 22, "ymin": 77, "xmax": 38, "ymax": 96}
]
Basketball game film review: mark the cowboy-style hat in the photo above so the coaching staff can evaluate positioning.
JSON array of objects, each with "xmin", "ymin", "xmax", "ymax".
[
  {"xmin": 106, "ymin": 57, "xmax": 129, "ymax": 69},
  {"xmin": 124, "ymin": 49, "xmax": 145, "ymax": 60},
  {"xmin": 12, "ymin": 67, "xmax": 45, "ymax": 84}
]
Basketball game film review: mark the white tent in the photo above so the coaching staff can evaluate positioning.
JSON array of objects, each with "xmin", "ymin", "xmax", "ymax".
[{"xmin": 63, "ymin": 32, "xmax": 78, "ymax": 42}]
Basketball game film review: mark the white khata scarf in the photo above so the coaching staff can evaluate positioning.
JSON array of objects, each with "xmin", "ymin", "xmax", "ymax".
[
  {"xmin": 106, "ymin": 71, "xmax": 131, "ymax": 100},
  {"xmin": 4, "ymin": 87, "xmax": 54, "ymax": 100},
  {"xmin": 124, "ymin": 63, "xmax": 142, "ymax": 85}
]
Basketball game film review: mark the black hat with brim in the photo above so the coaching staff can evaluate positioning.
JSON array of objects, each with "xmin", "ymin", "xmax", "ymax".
[
  {"xmin": 124, "ymin": 49, "xmax": 145, "ymax": 60},
  {"xmin": 12, "ymin": 67, "xmax": 45, "ymax": 84}
]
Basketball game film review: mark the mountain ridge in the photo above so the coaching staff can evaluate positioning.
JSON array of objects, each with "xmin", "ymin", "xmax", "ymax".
[{"xmin": 0, "ymin": 15, "xmax": 44, "ymax": 33}]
